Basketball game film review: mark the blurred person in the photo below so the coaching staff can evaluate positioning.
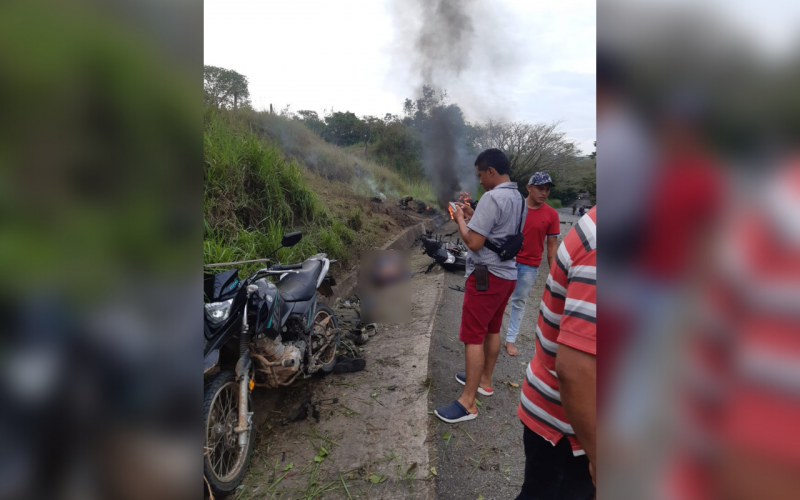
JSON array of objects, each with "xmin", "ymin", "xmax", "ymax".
[
  {"xmin": 579, "ymin": 205, "xmax": 585, "ymax": 216},
  {"xmin": 664, "ymin": 160, "xmax": 800, "ymax": 500},
  {"xmin": 515, "ymin": 206, "xmax": 596, "ymax": 500},
  {"xmin": 434, "ymin": 148, "xmax": 527, "ymax": 424},
  {"xmin": 603, "ymin": 86, "xmax": 728, "ymax": 500},
  {"xmin": 504, "ymin": 172, "xmax": 560, "ymax": 356},
  {"xmin": 573, "ymin": 204, "xmax": 577, "ymax": 215}
]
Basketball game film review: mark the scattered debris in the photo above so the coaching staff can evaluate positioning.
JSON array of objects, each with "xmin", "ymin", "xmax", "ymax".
[
  {"xmin": 448, "ymin": 285, "xmax": 466, "ymax": 293},
  {"xmin": 371, "ymin": 196, "xmax": 383, "ymax": 203},
  {"xmin": 284, "ymin": 393, "xmax": 313, "ymax": 424},
  {"xmin": 509, "ymin": 382, "xmax": 520, "ymax": 388}
]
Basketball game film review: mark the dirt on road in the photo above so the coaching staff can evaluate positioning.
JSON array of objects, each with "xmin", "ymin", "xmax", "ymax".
[
  {"xmin": 232, "ymin": 218, "xmax": 562, "ymax": 500},
  {"xmin": 239, "ymin": 247, "xmax": 445, "ymax": 499}
]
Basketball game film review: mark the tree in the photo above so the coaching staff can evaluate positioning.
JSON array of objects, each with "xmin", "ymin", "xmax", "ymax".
[
  {"xmin": 471, "ymin": 120, "xmax": 579, "ymax": 185},
  {"xmin": 361, "ymin": 115, "xmax": 385, "ymax": 159},
  {"xmin": 203, "ymin": 65, "xmax": 250, "ymax": 109},
  {"xmin": 295, "ymin": 110, "xmax": 326, "ymax": 137},
  {"xmin": 582, "ymin": 171, "xmax": 596, "ymax": 205},
  {"xmin": 323, "ymin": 111, "xmax": 365, "ymax": 147},
  {"xmin": 589, "ymin": 140, "xmax": 596, "ymax": 160}
]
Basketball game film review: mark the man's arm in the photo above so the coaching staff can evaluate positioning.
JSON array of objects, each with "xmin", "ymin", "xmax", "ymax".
[
  {"xmin": 454, "ymin": 200, "xmax": 490, "ymax": 252},
  {"xmin": 546, "ymin": 236, "xmax": 558, "ymax": 269},
  {"xmin": 556, "ymin": 345, "xmax": 596, "ymax": 485},
  {"xmin": 456, "ymin": 212, "xmax": 486, "ymax": 252}
]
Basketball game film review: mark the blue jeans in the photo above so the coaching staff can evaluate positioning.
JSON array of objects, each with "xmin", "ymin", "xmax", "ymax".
[{"xmin": 506, "ymin": 263, "xmax": 539, "ymax": 343}]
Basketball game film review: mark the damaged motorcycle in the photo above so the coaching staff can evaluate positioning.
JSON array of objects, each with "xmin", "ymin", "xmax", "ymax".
[
  {"xmin": 203, "ymin": 232, "xmax": 340, "ymax": 496},
  {"xmin": 419, "ymin": 230, "xmax": 468, "ymax": 273}
]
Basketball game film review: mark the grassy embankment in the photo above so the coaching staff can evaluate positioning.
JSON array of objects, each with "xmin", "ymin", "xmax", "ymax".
[{"xmin": 204, "ymin": 108, "xmax": 437, "ymax": 274}]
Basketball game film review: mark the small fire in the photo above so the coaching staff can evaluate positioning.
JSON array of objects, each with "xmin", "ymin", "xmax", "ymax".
[{"xmin": 446, "ymin": 191, "xmax": 472, "ymax": 220}]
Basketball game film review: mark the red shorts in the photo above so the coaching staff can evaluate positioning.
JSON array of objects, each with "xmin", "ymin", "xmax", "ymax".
[{"xmin": 458, "ymin": 272, "xmax": 516, "ymax": 344}]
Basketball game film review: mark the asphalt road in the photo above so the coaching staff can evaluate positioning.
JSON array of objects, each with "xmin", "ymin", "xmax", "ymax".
[{"xmin": 425, "ymin": 220, "xmax": 558, "ymax": 500}]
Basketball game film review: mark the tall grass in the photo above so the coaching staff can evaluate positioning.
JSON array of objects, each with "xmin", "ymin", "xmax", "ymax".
[
  {"xmin": 204, "ymin": 109, "xmax": 356, "ymax": 273},
  {"xmin": 204, "ymin": 107, "xmax": 436, "ymax": 274}
]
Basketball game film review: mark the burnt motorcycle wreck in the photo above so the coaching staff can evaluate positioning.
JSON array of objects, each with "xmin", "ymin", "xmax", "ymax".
[
  {"xmin": 203, "ymin": 231, "xmax": 341, "ymax": 497},
  {"xmin": 419, "ymin": 229, "xmax": 467, "ymax": 273}
]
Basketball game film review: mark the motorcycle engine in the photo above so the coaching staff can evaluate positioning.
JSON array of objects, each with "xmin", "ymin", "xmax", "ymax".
[{"xmin": 253, "ymin": 334, "xmax": 306, "ymax": 388}]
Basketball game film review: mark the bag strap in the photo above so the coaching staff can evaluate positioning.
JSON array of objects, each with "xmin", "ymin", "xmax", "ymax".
[{"xmin": 483, "ymin": 193, "xmax": 527, "ymax": 255}]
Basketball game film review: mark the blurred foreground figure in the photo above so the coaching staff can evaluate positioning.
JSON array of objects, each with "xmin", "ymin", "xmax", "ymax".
[{"xmin": 667, "ymin": 161, "xmax": 800, "ymax": 500}]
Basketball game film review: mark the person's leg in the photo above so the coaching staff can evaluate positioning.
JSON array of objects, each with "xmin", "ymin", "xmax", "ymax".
[
  {"xmin": 506, "ymin": 268, "xmax": 528, "ymax": 345},
  {"xmin": 483, "ymin": 275, "xmax": 517, "ymax": 383},
  {"xmin": 515, "ymin": 427, "xmax": 565, "ymax": 500},
  {"xmin": 457, "ymin": 343, "xmax": 484, "ymax": 413},
  {"xmin": 481, "ymin": 332, "xmax": 501, "ymax": 388},
  {"xmin": 452, "ymin": 274, "xmax": 491, "ymax": 414},
  {"xmin": 556, "ymin": 446, "xmax": 594, "ymax": 500},
  {"xmin": 505, "ymin": 265, "xmax": 539, "ymax": 355}
]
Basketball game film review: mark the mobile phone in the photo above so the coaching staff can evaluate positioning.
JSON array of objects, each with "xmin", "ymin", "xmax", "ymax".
[
  {"xmin": 474, "ymin": 265, "xmax": 489, "ymax": 291},
  {"xmin": 449, "ymin": 202, "xmax": 458, "ymax": 212}
]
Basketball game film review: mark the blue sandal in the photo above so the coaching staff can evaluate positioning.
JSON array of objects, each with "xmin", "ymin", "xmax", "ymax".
[{"xmin": 434, "ymin": 400, "xmax": 478, "ymax": 423}]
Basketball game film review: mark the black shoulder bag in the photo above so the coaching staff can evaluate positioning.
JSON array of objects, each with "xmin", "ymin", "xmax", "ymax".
[{"xmin": 483, "ymin": 193, "xmax": 527, "ymax": 261}]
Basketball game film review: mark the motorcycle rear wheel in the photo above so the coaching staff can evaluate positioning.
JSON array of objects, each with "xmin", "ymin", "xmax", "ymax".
[
  {"xmin": 311, "ymin": 303, "xmax": 340, "ymax": 373},
  {"xmin": 203, "ymin": 370, "xmax": 254, "ymax": 497}
]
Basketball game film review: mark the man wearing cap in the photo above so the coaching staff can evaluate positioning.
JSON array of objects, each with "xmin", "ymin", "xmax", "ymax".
[{"xmin": 504, "ymin": 172, "xmax": 560, "ymax": 356}]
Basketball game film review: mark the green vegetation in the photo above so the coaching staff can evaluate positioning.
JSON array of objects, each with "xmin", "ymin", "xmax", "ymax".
[
  {"xmin": 204, "ymin": 108, "xmax": 356, "ymax": 273},
  {"xmin": 545, "ymin": 199, "xmax": 563, "ymax": 209},
  {"xmin": 203, "ymin": 106, "xmax": 438, "ymax": 273},
  {"xmin": 203, "ymin": 67, "xmax": 595, "ymax": 271}
]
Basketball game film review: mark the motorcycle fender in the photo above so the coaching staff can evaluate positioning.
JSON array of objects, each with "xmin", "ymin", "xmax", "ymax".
[{"xmin": 204, "ymin": 349, "xmax": 219, "ymax": 374}]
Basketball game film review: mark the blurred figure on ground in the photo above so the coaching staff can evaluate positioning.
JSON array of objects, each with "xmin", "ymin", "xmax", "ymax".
[
  {"xmin": 504, "ymin": 172, "xmax": 560, "ymax": 356},
  {"xmin": 516, "ymin": 206, "xmax": 597, "ymax": 500}
]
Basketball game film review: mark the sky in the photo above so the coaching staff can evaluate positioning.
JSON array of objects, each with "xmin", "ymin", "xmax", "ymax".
[{"xmin": 204, "ymin": 0, "xmax": 597, "ymax": 154}]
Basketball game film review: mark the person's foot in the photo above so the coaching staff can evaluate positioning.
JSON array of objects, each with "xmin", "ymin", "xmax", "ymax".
[
  {"xmin": 434, "ymin": 400, "xmax": 477, "ymax": 424},
  {"xmin": 455, "ymin": 373, "xmax": 494, "ymax": 396},
  {"xmin": 505, "ymin": 342, "xmax": 520, "ymax": 356}
]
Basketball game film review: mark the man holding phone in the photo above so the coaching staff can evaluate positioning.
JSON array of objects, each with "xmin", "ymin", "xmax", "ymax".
[{"xmin": 434, "ymin": 148, "xmax": 527, "ymax": 423}]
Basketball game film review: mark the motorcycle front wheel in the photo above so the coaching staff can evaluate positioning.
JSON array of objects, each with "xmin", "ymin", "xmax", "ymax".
[{"xmin": 203, "ymin": 370, "xmax": 254, "ymax": 497}]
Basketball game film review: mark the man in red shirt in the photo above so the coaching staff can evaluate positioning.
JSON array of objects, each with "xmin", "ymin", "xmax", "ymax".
[
  {"xmin": 516, "ymin": 206, "xmax": 596, "ymax": 500},
  {"xmin": 505, "ymin": 172, "xmax": 560, "ymax": 356}
]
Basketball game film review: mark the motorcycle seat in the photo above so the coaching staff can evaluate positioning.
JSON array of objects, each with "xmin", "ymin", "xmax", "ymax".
[{"xmin": 276, "ymin": 259, "xmax": 324, "ymax": 302}]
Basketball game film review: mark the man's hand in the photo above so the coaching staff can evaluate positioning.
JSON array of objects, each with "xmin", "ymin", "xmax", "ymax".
[
  {"xmin": 454, "ymin": 202, "xmax": 473, "ymax": 222},
  {"xmin": 452, "ymin": 203, "xmax": 465, "ymax": 222}
]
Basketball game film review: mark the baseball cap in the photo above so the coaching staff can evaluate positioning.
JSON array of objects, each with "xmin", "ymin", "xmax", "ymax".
[{"xmin": 528, "ymin": 172, "xmax": 554, "ymax": 187}]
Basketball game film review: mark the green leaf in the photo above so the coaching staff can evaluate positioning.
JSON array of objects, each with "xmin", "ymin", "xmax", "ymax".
[
  {"xmin": 368, "ymin": 473, "xmax": 385, "ymax": 484},
  {"xmin": 442, "ymin": 431, "xmax": 452, "ymax": 440},
  {"xmin": 478, "ymin": 495, "xmax": 484, "ymax": 500},
  {"xmin": 430, "ymin": 467, "xmax": 437, "ymax": 476},
  {"xmin": 371, "ymin": 392, "xmax": 377, "ymax": 398},
  {"xmin": 282, "ymin": 462, "xmax": 293, "ymax": 471},
  {"xmin": 475, "ymin": 399, "xmax": 482, "ymax": 407},
  {"xmin": 314, "ymin": 445, "xmax": 330, "ymax": 463}
]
